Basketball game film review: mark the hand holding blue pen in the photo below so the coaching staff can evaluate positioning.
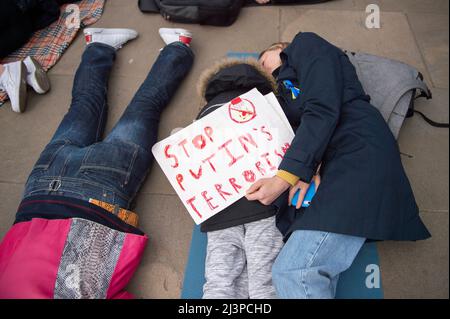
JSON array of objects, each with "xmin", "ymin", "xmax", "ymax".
[
  {"xmin": 291, "ymin": 181, "xmax": 316, "ymax": 208},
  {"xmin": 289, "ymin": 173, "xmax": 321, "ymax": 208}
]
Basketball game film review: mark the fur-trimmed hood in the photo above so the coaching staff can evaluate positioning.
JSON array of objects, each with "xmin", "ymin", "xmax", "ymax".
[{"xmin": 197, "ymin": 59, "xmax": 278, "ymax": 104}]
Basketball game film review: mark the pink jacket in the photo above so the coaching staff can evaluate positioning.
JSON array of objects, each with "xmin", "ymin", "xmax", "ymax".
[{"xmin": 0, "ymin": 217, "xmax": 148, "ymax": 299}]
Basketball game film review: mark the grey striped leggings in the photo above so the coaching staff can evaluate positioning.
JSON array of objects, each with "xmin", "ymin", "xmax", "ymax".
[{"xmin": 202, "ymin": 216, "xmax": 284, "ymax": 299}]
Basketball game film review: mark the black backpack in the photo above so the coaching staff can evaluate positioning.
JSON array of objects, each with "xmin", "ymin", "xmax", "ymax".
[{"xmin": 138, "ymin": 0, "xmax": 244, "ymax": 26}]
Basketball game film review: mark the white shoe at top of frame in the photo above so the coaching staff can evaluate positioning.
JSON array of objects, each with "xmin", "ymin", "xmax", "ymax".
[
  {"xmin": 83, "ymin": 28, "xmax": 138, "ymax": 50},
  {"xmin": 159, "ymin": 28, "xmax": 193, "ymax": 46}
]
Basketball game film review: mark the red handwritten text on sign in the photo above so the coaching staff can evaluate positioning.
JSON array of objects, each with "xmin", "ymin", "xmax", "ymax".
[{"xmin": 152, "ymin": 89, "xmax": 295, "ymax": 224}]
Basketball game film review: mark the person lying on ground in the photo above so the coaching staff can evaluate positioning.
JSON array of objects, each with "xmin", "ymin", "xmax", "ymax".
[
  {"xmin": 0, "ymin": 27, "xmax": 194, "ymax": 299},
  {"xmin": 194, "ymin": 59, "xmax": 285, "ymax": 299},
  {"xmin": 244, "ymin": 32, "xmax": 431, "ymax": 299}
]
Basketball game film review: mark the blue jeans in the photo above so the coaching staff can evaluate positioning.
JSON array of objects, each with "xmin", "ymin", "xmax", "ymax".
[
  {"xmin": 23, "ymin": 42, "xmax": 194, "ymax": 209},
  {"xmin": 272, "ymin": 230, "xmax": 366, "ymax": 299}
]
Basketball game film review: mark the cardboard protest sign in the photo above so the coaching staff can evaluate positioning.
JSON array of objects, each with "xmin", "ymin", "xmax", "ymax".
[{"xmin": 152, "ymin": 88, "xmax": 295, "ymax": 224}]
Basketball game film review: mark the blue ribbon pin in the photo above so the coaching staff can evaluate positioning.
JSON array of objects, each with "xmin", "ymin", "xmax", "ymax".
[{"xmin": 283, "ymin": 80, "xmax": 301, "ymax": 100}]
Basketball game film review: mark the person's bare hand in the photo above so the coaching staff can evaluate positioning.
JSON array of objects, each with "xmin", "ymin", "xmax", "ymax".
[
  {"xmin": 245, "ymin": 176, "xmax": 290, "ymax": 206},
  {"xmin": 288, "ymin": 174, "xmax": 321, "ymax": 209},
  {"xmin": 255, "ymin": 0, "xmax": 270, "ymax": 4}
]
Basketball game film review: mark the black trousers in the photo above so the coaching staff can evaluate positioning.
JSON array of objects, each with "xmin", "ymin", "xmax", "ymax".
[
  {"xmin": 0, "ymin": 0, "xmax": 33, "ymax": 59},
  {"xmin": 0, "ymin": 0, "xmax": 66, "ymax": 59}
]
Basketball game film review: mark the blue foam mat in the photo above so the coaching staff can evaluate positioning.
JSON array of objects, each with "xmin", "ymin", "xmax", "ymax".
[
  {"xmin": 181, "ymin": 225, "xmax": 383, "ymax": 299},
  {"xmin": 181, "ymin": 52, "xmax": 383, "ymax": 299}
]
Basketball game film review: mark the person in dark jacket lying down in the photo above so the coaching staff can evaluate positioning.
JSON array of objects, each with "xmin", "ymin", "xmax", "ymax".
[{"xmin": 244, "ymin": 32, "xmax": 431, "ymax": 298}]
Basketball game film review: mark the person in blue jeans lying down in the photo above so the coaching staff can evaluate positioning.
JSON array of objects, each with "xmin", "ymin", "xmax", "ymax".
[
  {"xmin": 0, "ymin": 27, "xmax": 194, "ymax": 298},
  {"xmin": 245, "ymin": 32, "xmax": 431, "ymax": 299}
]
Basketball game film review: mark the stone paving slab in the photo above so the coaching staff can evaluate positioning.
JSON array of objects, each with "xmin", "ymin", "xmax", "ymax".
[
  {"xmin": 0, "ymin": 74, "xmax": 73, "ymax": 184},
  {"xmin": 398, "ymin": 88, "xmax": 449, "ymax": 212},
  {"xmin": 0, "ymin": 182, "xmax": 23, "ymax": 241},
  {"xmin": 407, "ymin": 12, "xmax": 449, "ymax": 88},
  {"xmin": 280, "ymin": 9, "xmax": 432, "ymax": 84},
  {"xmin": 127, "ymin": 193, "xmax": 194, "ymax": 298},
  {"xmin": 378, "ymin": 211, "xmax": 449, "ymax": 299}
]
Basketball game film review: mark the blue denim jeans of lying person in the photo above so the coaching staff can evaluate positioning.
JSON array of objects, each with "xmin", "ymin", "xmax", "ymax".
[
  {"xmin": 272, "ymin": 230, "xmax": 366, "ymax": 299},
  {"xmin": 23, "ymin": 42, "xmax": 194, "ymax": 209}
]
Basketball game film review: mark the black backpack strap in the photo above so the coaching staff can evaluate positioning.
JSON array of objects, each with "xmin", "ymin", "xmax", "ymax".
[
  {"xmin": 413, "ymin": 110, "xmax": 449, "ymax": 128},
  {"xmin": 404, "ymin": 72, "xmax": 448, "ymax": 128}
]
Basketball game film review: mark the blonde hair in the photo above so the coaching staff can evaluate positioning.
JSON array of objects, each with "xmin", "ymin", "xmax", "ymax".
[{"xmin": 258, "ymin": 42, "xmax": 290, "ymax": 60}]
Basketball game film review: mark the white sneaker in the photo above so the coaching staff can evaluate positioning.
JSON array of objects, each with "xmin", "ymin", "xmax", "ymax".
[
  {"xmin": 159, "ymin": 28, "xmax": 192, "ymax": 46},
  {"xmin": 83, "ymin": 28, "xmax": 138, "ymax": 50},
  {"xmin": 0, "ymin": 61, "xmax": 27, "ymax": 113},
  {"xmin": 23, "ymin": 56, "xmax": 50, "ymax": 94}
]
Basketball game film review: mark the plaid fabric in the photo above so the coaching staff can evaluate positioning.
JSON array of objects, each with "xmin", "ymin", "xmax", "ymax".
[{"xmin": 0, "ymin": 0, "xmax": 105, "ymax": 106}]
